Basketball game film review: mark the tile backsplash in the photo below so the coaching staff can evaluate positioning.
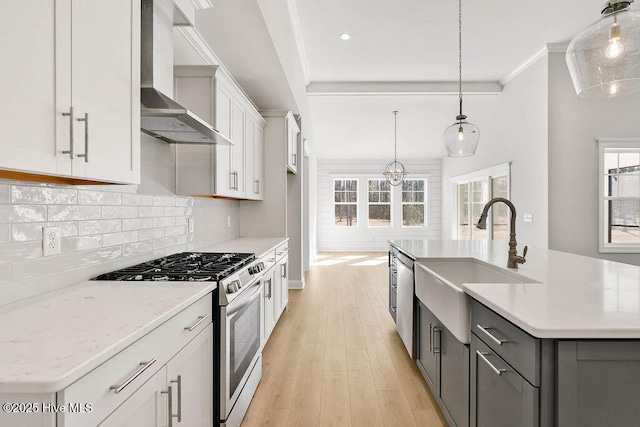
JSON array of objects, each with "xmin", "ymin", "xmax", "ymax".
[{"xmin": 0, "ymin": 180, "xmax": 239, "ymax": 306}]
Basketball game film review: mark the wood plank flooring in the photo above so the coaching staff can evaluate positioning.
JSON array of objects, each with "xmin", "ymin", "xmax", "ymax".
[{"xmin": 241, "ymin": 252, "xmax": 448, "ymax": 427}]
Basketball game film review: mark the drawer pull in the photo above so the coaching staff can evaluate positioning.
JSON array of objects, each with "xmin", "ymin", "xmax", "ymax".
[
  {"xmin": 110, "ymin": 358, "xmax": 157, "ymax": 394},
  {"xmin": 432, "ymin": 326, "xmax": 441, "ymax": 354},
  {"xmin": 476, "ymin": 324, "xmax": 508, "ymax": 346},
  {"xmin": 161, "ymin": 385, "xmax": 174, "ymax": 427},
  {"xmin": 171, "ymin": 375, "xmax": 182, "ymax": 422},
  {"xmin": 476, "ymin": 350, "xmax": 507, "ymax": 376},
  {"xmin": 185, "ymin": 314, "xmax": 209, "ymax": 332}
]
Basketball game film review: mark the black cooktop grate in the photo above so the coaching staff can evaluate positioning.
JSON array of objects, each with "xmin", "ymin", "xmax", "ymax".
[{"xmin": 95, "ymin": 252, "xmax": 255, "ymax": 282}]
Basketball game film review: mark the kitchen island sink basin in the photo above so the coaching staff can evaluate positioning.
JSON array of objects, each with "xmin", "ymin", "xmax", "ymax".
[{"xmin": 415, "ymin": 258, "xmax": 538, "ymax": 344}]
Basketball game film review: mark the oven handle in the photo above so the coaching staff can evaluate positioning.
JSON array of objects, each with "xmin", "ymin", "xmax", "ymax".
[{"xmin": 227, "ymin": 280, "xmax": 262, "ymax": 316}]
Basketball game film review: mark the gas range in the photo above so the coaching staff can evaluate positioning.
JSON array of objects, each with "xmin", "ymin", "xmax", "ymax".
[{"xmin": 95, "ymin": 251, "xmax": 269, "ymax": 305}]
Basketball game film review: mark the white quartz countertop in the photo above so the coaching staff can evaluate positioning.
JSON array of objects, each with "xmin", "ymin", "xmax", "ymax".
[
  {"xmin": 0, "ymin": 281, "xmax": 215, "ymax": 394},
  {"xmin": 390, "ymin": 239, "xmax": 640, "ymax": 339},
  {"xmin": 199, "ymin": 237, "xmax": 288, "ymax": 259}
]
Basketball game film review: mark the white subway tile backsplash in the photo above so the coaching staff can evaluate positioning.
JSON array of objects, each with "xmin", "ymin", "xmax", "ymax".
[
  {"xmin": 165, "ymin": 207, "xmax": 186, "ymax": 217},
  {"xmin": 48, "ymin": 205, "xmax": 100, "ymax": 221},
  {"xmin": 12, "ymin": 221, "xmax": 78, "ymax": 242},
  {"xmin": 153, "ymin": 236, "xmax": 177, "ymax": 250},
  {"xmin": 175, "ymin": 197, "xmax": 189, "ymax": 207},
  {"xmin": 102, "ymin": 231, "xmax": 138, "ymax": 247},
  {"xmin": 139, "ymin": 206, "xmax": 164, "ymax": 217},
  {"xmin": 165, "ymin": 225, "xmax": 187, "ymax": 237},
  {"xmin": 0, "ymin": 241, "xmax": 42, "ymax": 261},
  {"xmin": 0, "ymin": 224, "xmax": 10, "ymax": 244},
  {"xmin": 0, "ymin": 205, "xmax": 48, "ymax": 223},
  {"xmin": 138, "ymin": 195, "xmax": 153, "ymax": 206},
  {"xmin": 0, "ymin": 263, "xmax": 11, "ymax": 285},
  {"xmin": 78, "ymin": 220, "xmax": 122, "ymax": 236},
  {"xmin": 102, "ymin": 205, "xmax": 138, "ymax": 219},
  {"xmin": 139, "ymin": 227, "xmax": 165, "ymax": 241},
  {"xmin": 152, "ymin": 217, "xmax": 176, "ymax": 228},
  {"xmin": 175, "ymin": 217, "xmax": 188, "ymax": 226},
  {"xmin": 122, "ymin": 218, "xmax": 153, "ymax": 231},
  {"xmin": 153, "ymin": 195, "xmax": 175, "ymax": 207},
  {"xmin": 0, "ymin": 185, "xmax": 10, "ymax": 203},
  {"xmin": 121, "ymin": 194, "xmax": 140, "ymax": 205},
  {"xmin": 122, "ymin": 241, "xmax": 154, "ymax": 257},
  {"xmin": 61, "ymin": 235, "xmax": 102, "ymax": 253},
  {"xmin": 11, "ymin": 186, "xmax": 77, "ymax": 205},
  {"xmin": 78, "ymin": 190, "xmax": 122, "ymax": 205}
]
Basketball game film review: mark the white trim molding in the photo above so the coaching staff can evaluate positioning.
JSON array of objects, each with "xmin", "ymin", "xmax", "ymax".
[
  {"xmin": 288, "ymin": 279, "xmax": 305, "ymax": 289},
  {"xmin": 500, "ymin": 42, "xmax": 570, "ymax": 86},
  {"xmin": 285, "ymin": 0, "xmax": 311, "ymax": 85},
  {"xmin": 307, "ymin": 81, "xmax": 503, "ymax": 96}
]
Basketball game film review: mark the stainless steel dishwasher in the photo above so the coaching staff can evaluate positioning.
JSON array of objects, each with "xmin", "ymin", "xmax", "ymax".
[{"xmin": 395, "ymin": 251, "xmax": 415, "ymax": 358}]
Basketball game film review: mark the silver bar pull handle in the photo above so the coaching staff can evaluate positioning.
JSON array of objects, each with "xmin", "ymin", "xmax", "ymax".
[
  {"xmin": 429, "ymin": 324, "xmax": 433, "ymax": 353},
  {"xmin": 432, "ymin": 326, "xmax": 441, "ymax": 354},
  {"xmin": 110, "ymin": 358, "xmax": 157, "ymax": 394},
  {"xmin": 170, "ymin": 375, "xmax": 182, "ymax": 422},
  {"xmin": 161, "ymin": 385, "xmax": 173, "ymax": 427},
  {"xmin": 292, "ymin": 152, "xmax": 297, "ymax": 166},
  {"xmin": 282, "ymin": 262, "xmax": 287, "ymax": 279},
  {"xmin": 229, "ymin": 172, "xmax": 234, "ymax": 190},
  {"xmin": 185, "ymin": 314, "xmax": 209, "ymax": 332},
  {"xmin": 76, "ymin": 113, "xmax": 89, "ymax": 162},
  {"xmin": 62, "ymin": 107, "xmax": 74, "ymax": 159},
  {"xmin": 257, "ymin": 179, "xmax": 260, "ymax": 194},
  {"xmin": 254, "ymin": 179, "xmax": 259, "ymax": 194},
  {"xmin": 476, "ymin": 324, "xmax": 508, "ymax": 346},
  {"xmin": 476, "ymin": 350, "xmax": 507, "ymax": 376}
]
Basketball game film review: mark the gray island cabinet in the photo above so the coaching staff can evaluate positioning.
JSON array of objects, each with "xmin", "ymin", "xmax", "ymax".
[{"xmin": 389, "ymin": 239, "xmax": 640, "ymax": 427}]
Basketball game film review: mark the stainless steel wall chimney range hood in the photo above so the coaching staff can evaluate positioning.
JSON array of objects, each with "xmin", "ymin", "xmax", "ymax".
[{"xmin": 140, "ymin": 0, "xmax": 232, "ymax": 145}]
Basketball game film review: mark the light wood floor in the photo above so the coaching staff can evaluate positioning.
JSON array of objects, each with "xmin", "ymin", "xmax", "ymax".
[{"xmin": 241, "ymin": 252, "xmax": 448, "ymax": 427}]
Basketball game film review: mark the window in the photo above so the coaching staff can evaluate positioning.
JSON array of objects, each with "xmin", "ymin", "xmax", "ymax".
[
  {"xmin": 452, "ymin": 163, "xmax": 510, "ymax": 240},
  {"xmin": 402, "ymin": 179, "xmax": 426, "ymax": 227},
  {"xmin": 599, "ymin": 140, "xmax": 640, "ymax": 252},
  {"xmin": 334, "ymin": 179, "xmax": 358, "ymax": 227},
  {"xmin": 368, "ymin": 179, "xmax": 391, "ymax": 227}
]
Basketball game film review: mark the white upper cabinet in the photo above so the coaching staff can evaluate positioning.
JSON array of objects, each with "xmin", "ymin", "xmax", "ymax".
[
  {"xmin": 286, "ymin": 112, "xmax": 300, "ymax": 174},
  {"xmin": 0, "ymin": 0, "xmax": 140, "ymax": 184},
  {"xmin": 174, "ymin": 66, "xmax": 265, "ymax": 200},
  {"xmin": 245, "ymin": 112, "xmax": 265, "ymax": 201}
]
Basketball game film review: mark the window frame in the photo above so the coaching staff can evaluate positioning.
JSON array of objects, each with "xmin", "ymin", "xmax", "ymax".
[
  {"xmin": 451, "ymin": 163, "xmax": 511, "ymax": 240},
  {"xmin": 598, "ymin": 138, "xmax": 640, "ymax": 253},
  {"xmin": 333, "ymin": 178, "xmax": 359, "ymax": 228},
  {"xmin": 367, "ymin": 178, "xmax": 392, "ymax": 228},
  {"xmin": 401, "ymin": 178, "xmax": 428, "ymax": 228}
]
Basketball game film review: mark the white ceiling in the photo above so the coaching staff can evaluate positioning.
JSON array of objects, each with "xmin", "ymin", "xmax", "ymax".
[{"xmin": 183, "ymin": 0, "xmax": 614, "ymax": 159}]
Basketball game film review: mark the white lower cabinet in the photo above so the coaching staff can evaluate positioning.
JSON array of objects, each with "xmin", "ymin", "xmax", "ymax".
[
  {"xmin": 263, "ymin": 265, "xmax": 276, "ymax": 342},
  {"xmin": 262, "ymin": 243, "xmax": 289, "ymax": 345}
]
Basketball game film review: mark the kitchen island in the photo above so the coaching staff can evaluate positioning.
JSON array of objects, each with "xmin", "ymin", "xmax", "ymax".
[{"xmin": 390, "ymin": 239, "xmax": 640, "ymax": 427}]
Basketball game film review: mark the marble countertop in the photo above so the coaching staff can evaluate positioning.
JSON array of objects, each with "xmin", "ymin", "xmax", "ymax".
[
  {"xmin": 0, "ymin": 281, "xmax": 214, "ymax": 394},
  {"xmin": 390, "ymin": 239, "xmax": 640, "ymax": 339},
  {"xmin": 200, "ymin": 237, "xmax": 288, "ymax": 259}
]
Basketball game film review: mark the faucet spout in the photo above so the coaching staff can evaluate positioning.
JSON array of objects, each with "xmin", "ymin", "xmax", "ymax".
[{"xmin": 476, "ymin": 197, "xmax": 527, "ymax": 268}]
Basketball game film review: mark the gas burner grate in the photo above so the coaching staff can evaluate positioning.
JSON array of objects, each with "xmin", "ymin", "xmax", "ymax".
[{"xmin": 95, "ymin": 252, "xmax": 255, "ymax": 282}]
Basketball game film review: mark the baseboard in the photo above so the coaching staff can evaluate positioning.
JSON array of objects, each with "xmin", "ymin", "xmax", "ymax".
[{"xmin": 288, "ymin": 278, "xmax": 305, "ymax": 289}]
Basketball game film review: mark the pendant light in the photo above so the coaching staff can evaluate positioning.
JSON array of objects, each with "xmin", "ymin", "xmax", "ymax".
[
  {"xmin": 384, "ymin": 111, "xmax": 407, "ymax": 186},
  {"xmin": 566, "ymin": 0, "xmax": 640, "ymax": 98},
  {"xmin": 443, "ymin": 0, "xmax": 479, "ymax": 158}
]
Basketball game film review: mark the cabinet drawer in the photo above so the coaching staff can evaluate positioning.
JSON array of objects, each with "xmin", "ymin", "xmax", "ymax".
[
  {"xmin": 471, "ymin": 300, "xmax": 540, "ymax": 386},
  {"xmin": 58, "ymin": 293, "xmax": 212, "ymax": 427},
  {"xmin": 275, "ymin": 241, "xmax": 288, "ymax": 260}
]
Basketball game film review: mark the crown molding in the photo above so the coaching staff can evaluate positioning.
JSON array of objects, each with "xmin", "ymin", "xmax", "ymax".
[
  {"xmin": 306, "ymin": 81, "xmax": 502, "ymax": 96},
  {"xmin": 500, "ymin": 42, "xmax": 571, "ymax": 86},
  {"xmin": 546, "ymin": 42, "xmax": 570, "ymax": 53},
  {"xmin": 285, "ymin": 0, "xmax": 311, "ymax": 85},
  {"xmin": 190, "ymin": 0, "xmax": 214, "ymax": 9}
]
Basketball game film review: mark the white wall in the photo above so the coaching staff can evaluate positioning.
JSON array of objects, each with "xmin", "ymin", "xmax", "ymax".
[
  {"xmin": 304, "ymin": 150, "xmax": 318, "ymax": 270},
  {"xmin": 317, "ymin": 159, "xmax": 442, "ymax": 252},
  {"xmin": 547, "ymin": 52, "xmax": 640, "ymax": 266},
  {"xmin": 442, "ymin": 55, "xmax": 549, "ymax": 250}
]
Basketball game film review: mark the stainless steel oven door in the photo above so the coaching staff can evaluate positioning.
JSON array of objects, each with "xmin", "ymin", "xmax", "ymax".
[{"xmin": 220, "ymin": 278, "xmax": 262, "ymax": 419}]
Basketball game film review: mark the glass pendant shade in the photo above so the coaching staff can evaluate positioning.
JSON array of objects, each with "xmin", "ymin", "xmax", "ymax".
[
  {"xmin": 444, "ymin": 115, "xmax": 480, "ymax": 158},
  {"xmin": 566, "ymin": 2, "xmax": 640, "ymax": 98},
  {"xmin": 384, "ymin": 160, "xmax": 406, "ymax": 186}
]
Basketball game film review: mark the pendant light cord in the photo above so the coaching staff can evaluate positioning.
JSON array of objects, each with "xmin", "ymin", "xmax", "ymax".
[
  {"xmin": 393, "ymin": 111, "xmax": 398, "ymax": 161},
  {"xmin": 458, "ymin": 0, "xmax": 463, "ymax": 117}
]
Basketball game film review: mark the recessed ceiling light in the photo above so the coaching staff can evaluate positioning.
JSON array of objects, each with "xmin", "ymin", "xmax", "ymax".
[{"xmin": 338, "ymin": 33, "xmax": 351, "ymax": 41}]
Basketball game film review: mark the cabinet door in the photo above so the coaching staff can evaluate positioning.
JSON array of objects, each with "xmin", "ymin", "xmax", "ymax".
[
  {"xmin": 214, "ymin": 84, "xmax": 233, "ymax": 197},
  {"xmin": 471, "ymin": 335, "xmax": 538, "ymax": 427},
  {"xmin": 417, "ymin": 301, "xmax": 438, "ymax": 393},
  {"xmin": 439, "ymin": 325, "xmax": 470, "ymax": 427},
  {"xmin": 273, "ymin": 261, "xmax": 282, "ymax": 321},
  {"xmin": 166, "ymin": 324, "xmax": 214, "ymax": 427},
  {"xmin": 0, "ymin": 2, "xmax": 72, "ymax": 177},
  {"xmin": 557, "ymin": 341, "xmax": 640, "ymax": 427},
  {"xmin": 98, "ymin": 366, "xmax": 167, "ymax": 427},
  {"xmin": 70, "ymin": 0, "xmax": 140, "ymax": 184},
  {"xmin": 230, "ymin": 100, "xmax": 245, "ymax": 197},
  {"xmin": 286, "ymin": 117, "xmax": 298, "ymax": 174},
  {"xmin": 253, "ymin": 123, "xmax": 264, "ymax": 200},
  {"xmin": 280, "ymin": 255, "xmax": 289, "ymax": 310},
  {"xmin": 263, "ymin": 268, "xmax": 275, "ymax": 341},
  {"xmin": 244, "ymin": 116, "xmax": 256, "ymax": 200}
]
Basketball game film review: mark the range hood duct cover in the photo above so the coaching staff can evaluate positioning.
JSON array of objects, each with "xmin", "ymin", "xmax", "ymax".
[{"xmin": 140, "ymin": 0, "xmax": 232, "ymax": 145}]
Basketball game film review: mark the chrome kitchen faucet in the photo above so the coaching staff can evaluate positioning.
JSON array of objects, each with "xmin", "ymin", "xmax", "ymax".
[{"xmin": 476, "ymin": 197, "xmax": 527, "ymax": 268}]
